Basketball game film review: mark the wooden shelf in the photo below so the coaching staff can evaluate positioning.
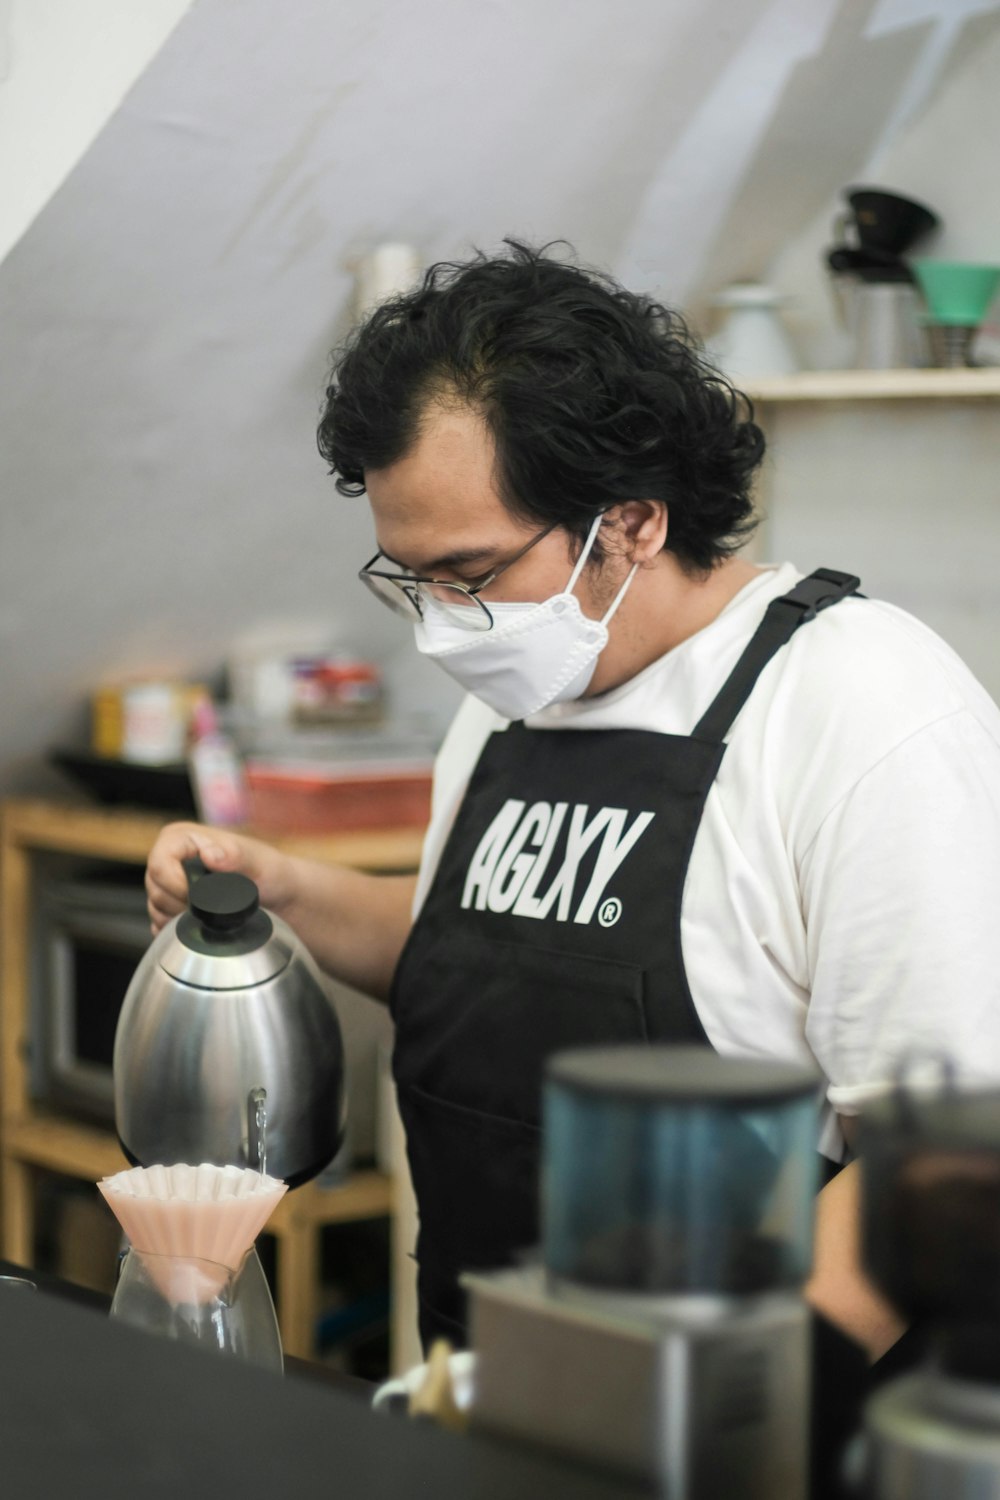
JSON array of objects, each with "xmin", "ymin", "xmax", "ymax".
[
  {"xmin": 268, "ymin": 1170, "xmax": 393, "ymax": 1231},
  {"xmin": 0, "ymin": 1111, "xmax": 393, "ymax": 1360},
  {"xmin": 0, "ymin": 797, "xmax": 411, "ymax": 1362},
  {"xmin": 0, "ymin": 797, "xmax": 425, "ymax": 872},
  {"xmin": 743, "ymin": 367, "xmax": 1000, "ymax": 403},
  {"xmin": 3, "ymin": 1113, "xmax": 391, "ymax": 1230},
  {"xmin": 5, "ymin": 1115, "xmax": 129, "ymax": 1179}
]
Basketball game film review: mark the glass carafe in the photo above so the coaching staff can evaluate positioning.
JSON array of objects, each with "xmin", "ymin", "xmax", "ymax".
[{"xmin": 110, "ymin": 1246, "xmax": 283, "ymax": 1372}]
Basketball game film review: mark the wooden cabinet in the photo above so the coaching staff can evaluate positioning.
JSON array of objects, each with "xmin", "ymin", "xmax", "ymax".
[{"xmin": 0, "ymin": 797, "xmax": 424, "ymax": 1362}]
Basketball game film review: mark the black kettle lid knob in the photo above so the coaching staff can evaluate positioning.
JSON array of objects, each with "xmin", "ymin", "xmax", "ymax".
[{"xmin": 188, "ymin": 871, "xmax": 260, "ymax": 933}]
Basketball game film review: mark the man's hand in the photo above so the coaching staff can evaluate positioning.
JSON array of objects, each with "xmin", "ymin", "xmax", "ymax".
[
  {"xmin": 145, "ymin": 821, "xmax": 298, "ymax": 934},
  {"xmin": 144, "ymin": 820, "xmax": 417, "ymax": 1003}
]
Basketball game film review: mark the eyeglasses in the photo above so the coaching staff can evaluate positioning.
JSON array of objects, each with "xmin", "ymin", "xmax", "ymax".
[{"xmin": 359, "ymin": 522, "xmax": 558, "ymax": 632}]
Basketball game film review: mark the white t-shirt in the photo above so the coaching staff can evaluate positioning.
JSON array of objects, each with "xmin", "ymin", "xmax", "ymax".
[{"xmin": 413, "ymin": 564, "xmax": 1000, "ymax": 1158}]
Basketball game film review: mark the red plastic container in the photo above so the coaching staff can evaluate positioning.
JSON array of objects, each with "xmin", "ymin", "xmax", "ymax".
[{"xmin": 245, "ymin": 762, "xmax": 433, "ymax": 833}]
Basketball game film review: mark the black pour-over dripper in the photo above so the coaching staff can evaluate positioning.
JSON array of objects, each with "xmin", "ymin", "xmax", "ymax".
[
  {"xmin": 826, "ymin": 185, "xmax": 939, "ymax": 287},
  {"xmin": 845, "ymin": 186, "xmax": 939, "ymax": 257}
]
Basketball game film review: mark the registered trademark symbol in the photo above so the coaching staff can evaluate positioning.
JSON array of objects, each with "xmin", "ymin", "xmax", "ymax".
[{"xmin": 598, "ymin": 897, "xmax": 622, "ymax": 928}]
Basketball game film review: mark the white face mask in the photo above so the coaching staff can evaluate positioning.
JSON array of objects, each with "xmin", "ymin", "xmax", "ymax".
[{"xmin": 413, "ymin": 514, "xmax": 638, "ymax": 720}]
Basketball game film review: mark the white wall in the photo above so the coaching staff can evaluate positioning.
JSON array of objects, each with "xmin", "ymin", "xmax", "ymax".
[
  {"xmin": 0, "ymin": 0, "xmax": 193, "ymax": 265},
  {"xmin": 2, "ymin": 0, "xmax": 999, "ymax": 798},
  {"xmin": 758, "ymin": 401, "xmax": 1000, "ymax": 690}
]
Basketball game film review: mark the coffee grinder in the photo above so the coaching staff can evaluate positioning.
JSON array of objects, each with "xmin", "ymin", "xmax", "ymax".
[
  {"xmin": 862, "ymin": 1077, "xmax": 1000, "ymax": 1497},
  {"xmin": 466, "ymin": 1045, "xmax": 820, "ymax": 1498}
]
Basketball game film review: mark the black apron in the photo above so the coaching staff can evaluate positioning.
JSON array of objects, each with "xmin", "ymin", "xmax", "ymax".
[{"xmin": 390, "ymin": 569, "xmax": 861, "ymax": 1349}]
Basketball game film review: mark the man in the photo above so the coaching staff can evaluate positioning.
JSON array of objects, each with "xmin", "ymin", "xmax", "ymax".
[{"xmin": 147, "ymin": 241, "xmax": 1000, "ymax": 1371}]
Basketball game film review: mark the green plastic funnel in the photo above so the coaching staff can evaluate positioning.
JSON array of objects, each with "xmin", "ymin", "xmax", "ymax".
[{"xmin": 911, "ymin": 259, "xmax": 1000, "ymax": 325}]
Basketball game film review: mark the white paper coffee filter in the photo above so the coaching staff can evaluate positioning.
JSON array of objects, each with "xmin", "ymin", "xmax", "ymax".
[{"xmin": 99, "ymin": 1163, "xmax": 288, "ymax": 1302}]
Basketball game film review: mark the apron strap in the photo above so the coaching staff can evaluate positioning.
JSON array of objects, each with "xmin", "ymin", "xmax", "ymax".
[{"xmin": 692, "ymin": 569, "xmax": 861, "ymax": 745}]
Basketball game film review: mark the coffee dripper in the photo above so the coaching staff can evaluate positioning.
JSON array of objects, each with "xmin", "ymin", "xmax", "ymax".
[{"xmin": 100, "ymin": 1162, "xmax": 287, "ymax": 1370}]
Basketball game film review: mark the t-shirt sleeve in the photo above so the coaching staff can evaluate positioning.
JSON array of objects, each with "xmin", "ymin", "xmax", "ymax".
[{"xmin": 800, "ymin": 708, "xmax": 1000, "ymax": 1115}]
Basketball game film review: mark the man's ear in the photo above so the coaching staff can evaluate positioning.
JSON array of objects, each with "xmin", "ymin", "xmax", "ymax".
[{"xmin": 604, "ymin": 500, "xmax": 668, "ymax": 564}]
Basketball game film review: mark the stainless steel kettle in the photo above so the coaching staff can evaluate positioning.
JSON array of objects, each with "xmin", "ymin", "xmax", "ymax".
[{"xmin": 114, "ymin": 859, "xmax": 345, "ymax": 1186}]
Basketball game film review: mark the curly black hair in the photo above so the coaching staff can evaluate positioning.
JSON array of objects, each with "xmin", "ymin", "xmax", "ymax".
[{"xmin": 317, "ymin": 240, "xmax": 763, "ymax": 573}]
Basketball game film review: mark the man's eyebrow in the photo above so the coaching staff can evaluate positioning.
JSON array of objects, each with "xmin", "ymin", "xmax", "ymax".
[{"xmin": 378, "ymin": 544, "xmax": 499, "ymax": 575}]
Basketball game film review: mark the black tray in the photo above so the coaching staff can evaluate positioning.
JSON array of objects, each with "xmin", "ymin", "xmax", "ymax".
[{"xmin": 51, "ymin": 748, "xmax": 198, "ymax": 814}]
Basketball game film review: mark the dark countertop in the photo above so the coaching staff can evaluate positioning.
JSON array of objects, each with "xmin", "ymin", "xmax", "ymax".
[
  {"xmin": 0, "ymin": 1260, "xmax": 651, "ymax": 1500},
  {"xmin": 0, "ymin": 1256, "xmax": 370, "ymax": 1398}
]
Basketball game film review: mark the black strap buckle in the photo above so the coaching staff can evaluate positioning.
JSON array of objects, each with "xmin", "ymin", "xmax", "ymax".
[{"xmin": 777, "ymin": 568, "xmax": 862, "ymax": 624}]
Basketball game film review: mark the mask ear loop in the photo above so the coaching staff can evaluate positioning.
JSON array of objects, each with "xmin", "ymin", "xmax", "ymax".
[
  {"xmin": 600, "ymin": 561, "xmax": 639, "ymax": 626},
  {"xmin": 564, "ymin": 512, "xmax": 639, "ymax": 625},
  {"xmin": 564, "ymin": 512, "xmax": 606, "ymax": 593}
]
